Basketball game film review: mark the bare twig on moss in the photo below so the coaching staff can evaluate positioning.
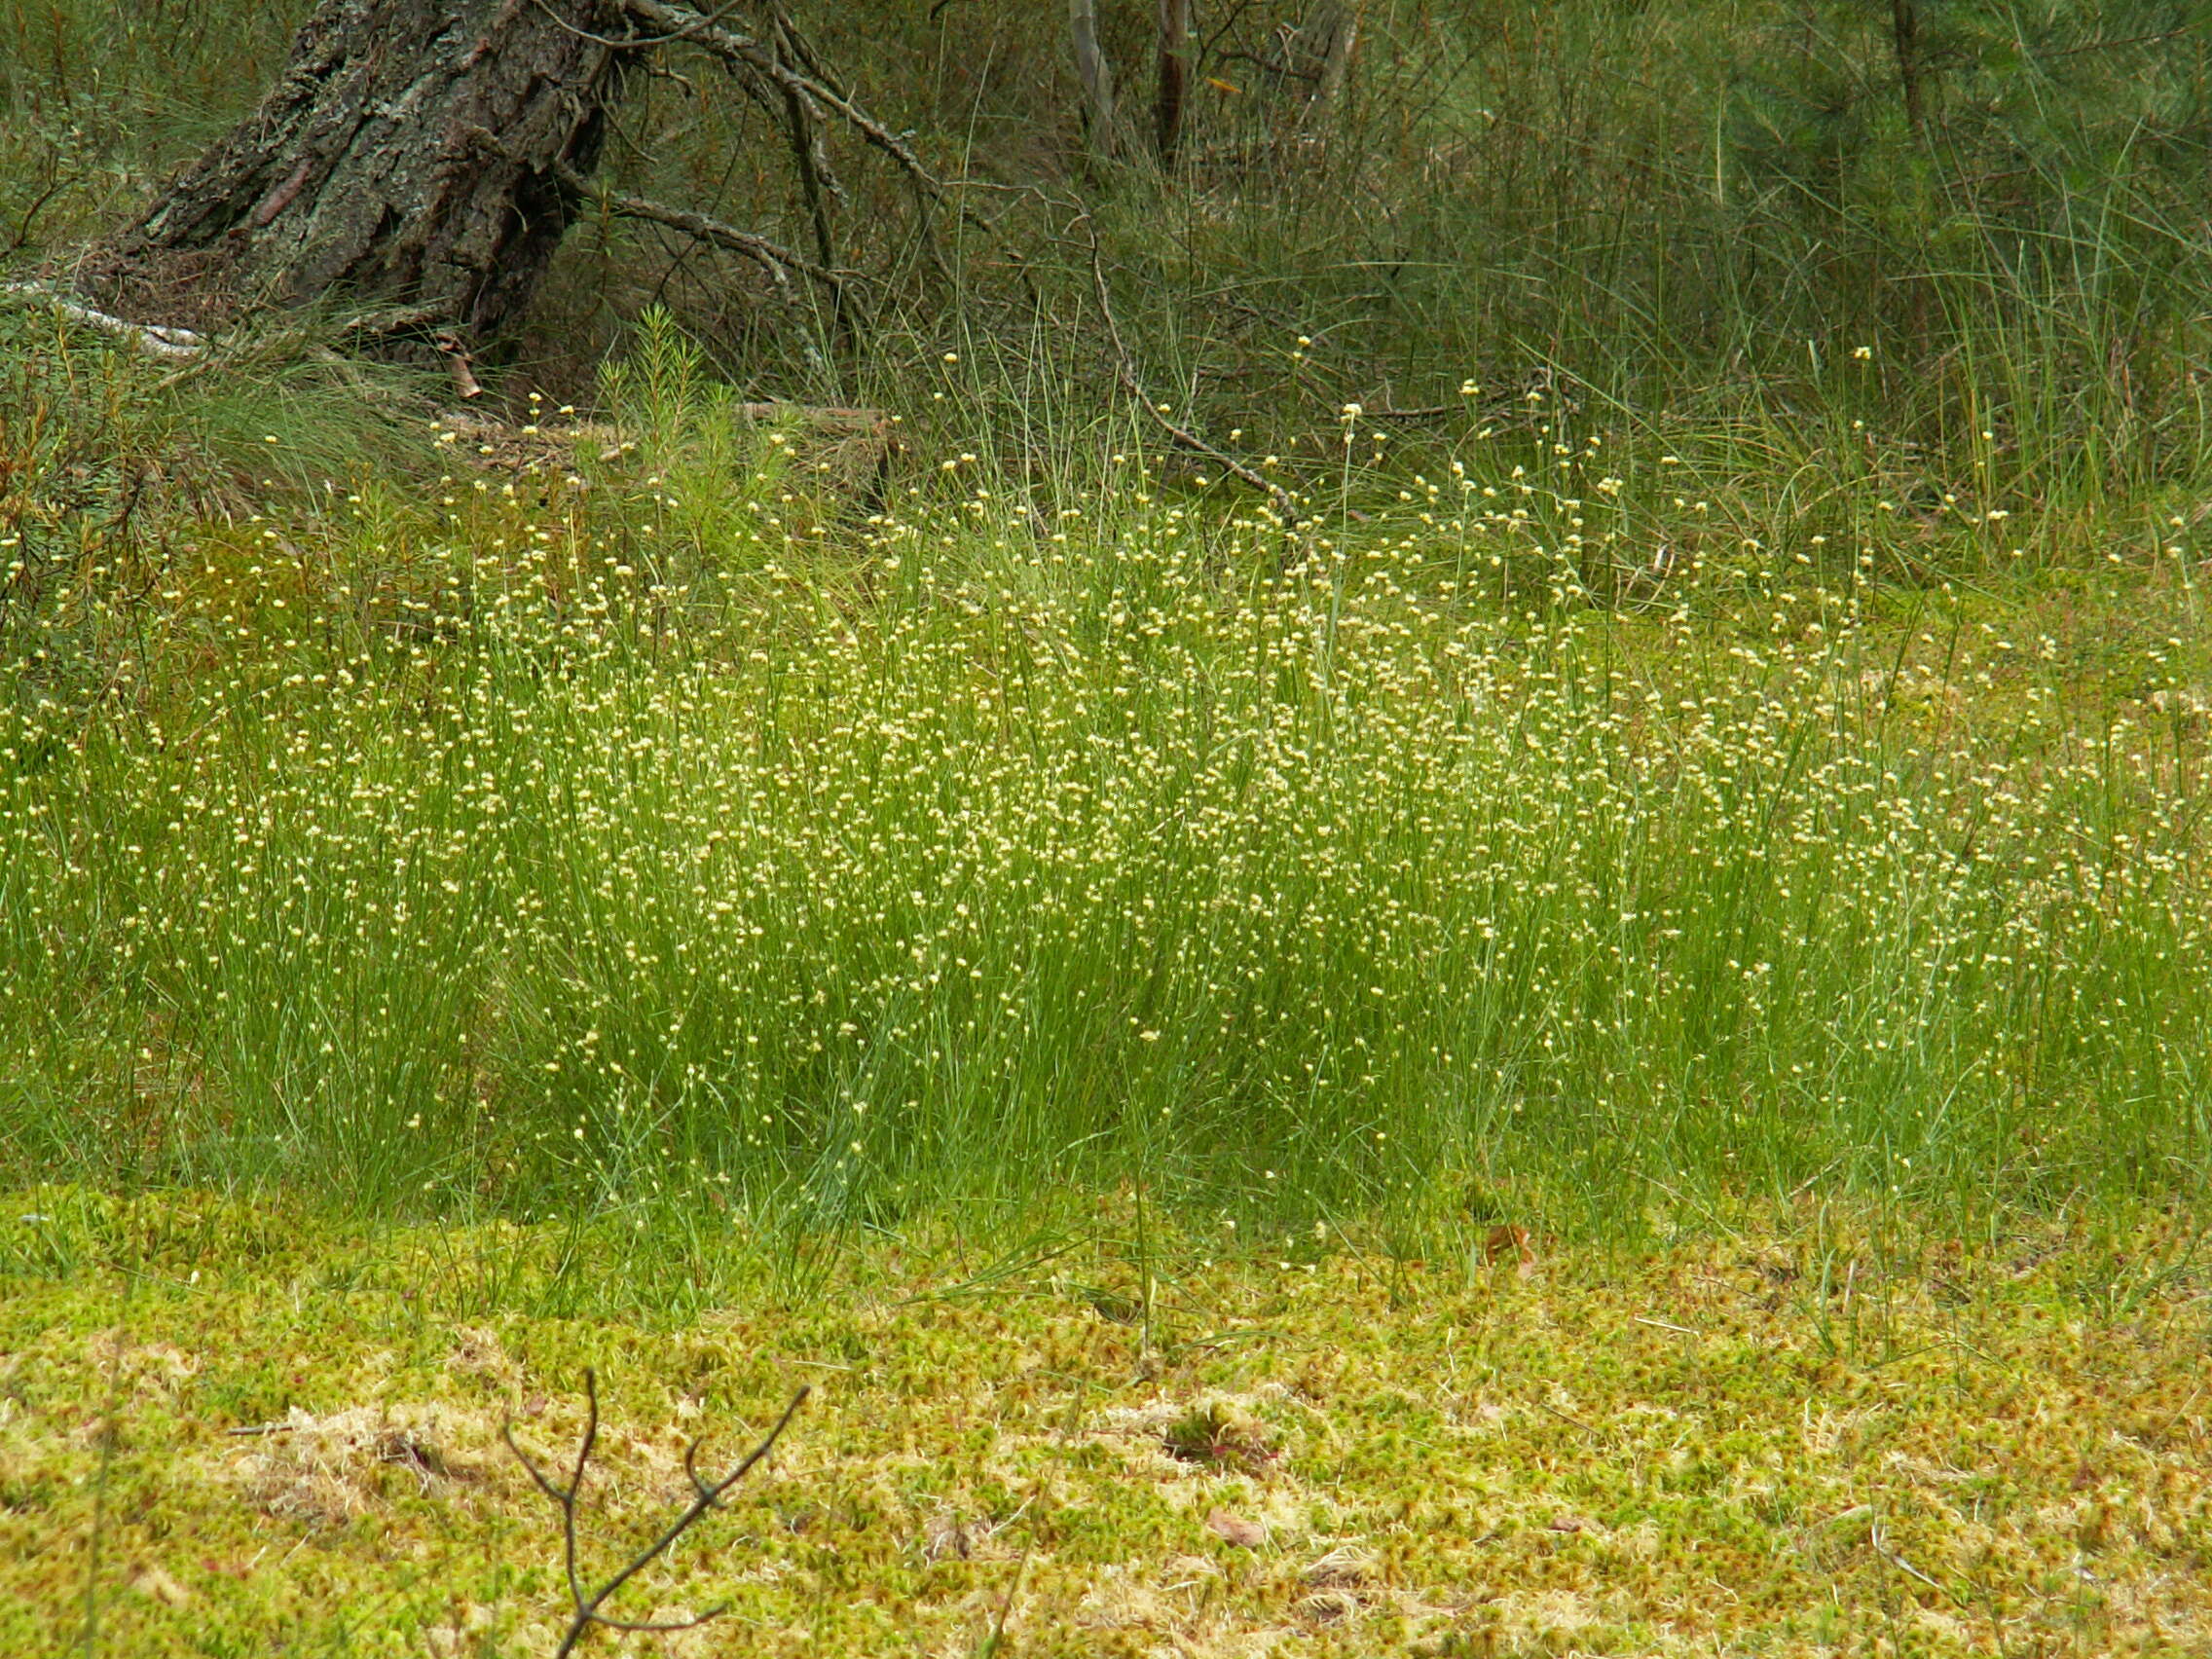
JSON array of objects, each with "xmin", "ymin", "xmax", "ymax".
[
  {"xmin": 1081, "ymin": 223, "xmax": 1303, "ymax": 527},
  {"xmin": 504, "ymin": 1371, "xmax": 808, "ymax": 1659}
]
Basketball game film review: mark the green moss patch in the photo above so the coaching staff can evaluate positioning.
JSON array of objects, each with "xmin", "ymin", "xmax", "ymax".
[{"xmin": 3, "ymin": 1196, "xmax": 2208, "ymax": 1655}]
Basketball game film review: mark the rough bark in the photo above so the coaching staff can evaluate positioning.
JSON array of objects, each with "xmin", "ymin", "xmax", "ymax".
[{"xmin": 76, "ymin": 0, "xmax": 635, "ymax": 347}]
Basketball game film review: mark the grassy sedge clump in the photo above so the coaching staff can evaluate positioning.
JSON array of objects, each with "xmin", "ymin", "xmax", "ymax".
[{"xmin": 2, "ymin": 360, "xmax": 2206, "ymax": 1240}]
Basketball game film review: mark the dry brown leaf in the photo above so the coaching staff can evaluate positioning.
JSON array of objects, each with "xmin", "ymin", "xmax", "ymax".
[
  {"xmin": 1206, "ymin": 1508, "xmax": 1267, "ymax": 1548},
  {"xmin": 127, "ymin": 1561, "xmax": 191, "ymax": 1606},
  {"xmin": 1485, "ymin": 1224, "xmax": 1538, "ymax": 1277}
]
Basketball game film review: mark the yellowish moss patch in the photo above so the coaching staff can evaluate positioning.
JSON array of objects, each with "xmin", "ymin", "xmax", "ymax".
[{"xmin": 1, "ymin": 1197, "xmax": 2207, "ymax": 1656}]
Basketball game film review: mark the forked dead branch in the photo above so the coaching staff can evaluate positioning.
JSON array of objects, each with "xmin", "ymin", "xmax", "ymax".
[{"xmin": 503, "ymin": 1371, "xmax": 808, "ymax": 1657}]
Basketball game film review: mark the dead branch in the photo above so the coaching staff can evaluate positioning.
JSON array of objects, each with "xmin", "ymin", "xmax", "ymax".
[
  {"xmin": 432, "ymin": 330, "xmax": 486, "ymax": 399},
  {"xmin": 625, "ymin": 0, "xmax": 1045, "ymax": 306},
  {"xmin": 553, "ymin": 162, "xmax": 852, "ymax": 302},
  {"xmin": 624, "ymin": 0, "xmax": 946, "ymax": 197},
  {"xmin": 767, "ymin": 9, "xmax": 843, "ymax": 286},
  {"xmin": 763, "ymin": 1, "xmax": 853, "ymax": 107},
  {"xmin": 504, "ymin": 1371, "xmax": 808, "ymax": 1659},
  {"xmin": 336, "ymin": 302, "xmax": 458, "ymax": 341},
  {"xmin": 621, "ymin": 0, "xmax": 974, "ymax": 290},
  {"xmin": 1083, "ymin": 224, "xmax": 1302, "ymax": 527},
  {"xmin": 3, "ymin": 281, "xmax": 204, "ymax": 358}
]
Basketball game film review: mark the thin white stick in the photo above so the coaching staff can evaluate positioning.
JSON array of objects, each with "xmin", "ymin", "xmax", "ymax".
[{"xmin": 2, "ymin": 280, "xmax": 205, "ymax": 358}]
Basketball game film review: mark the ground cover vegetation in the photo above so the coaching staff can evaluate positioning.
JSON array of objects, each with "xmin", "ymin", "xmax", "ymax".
[
  {"xmin": 3, "ymin": 0, "xmax": 2211, "ymax": 1652},
  {"xmin": 4, "ymin": 1194, "xmax": 2210, "ymax": 1656},
  {"xmin": 3, "ymin": 304, "xmax": 2204, "ymax": 1235}
]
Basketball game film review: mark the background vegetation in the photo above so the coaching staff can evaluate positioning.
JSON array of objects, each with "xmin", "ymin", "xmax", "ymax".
[
  {"xmin": 3, "ymin": 0, "xmax": 2209, "ymax": 1250},
  {"xmin": 4, "ymin": 6, "xmax": 2211, "ymax": 1651},
  {"xmin": 9, "ymin": 0, "xmax": 2212, "ymax": 504}
]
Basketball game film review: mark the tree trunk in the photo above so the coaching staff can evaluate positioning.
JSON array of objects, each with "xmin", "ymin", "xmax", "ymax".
[
  {"xmin": 1307, "ymin": 0, "xmax": 1364, "ymax": 120},
  {"xmin": 77, "ymin": 0, "xmax": 634, "ymax": 348},
  {"xmin": 1069, "ymin": 0, "xmax": 1119, "ymax": 159},
  {"xmin": 1155, "ymin": 0, "xmax": 1190, "ymax": 169},
  {"xmin": 1889, "ymin": 0, "xmax": 1928, "ymax": 139}
]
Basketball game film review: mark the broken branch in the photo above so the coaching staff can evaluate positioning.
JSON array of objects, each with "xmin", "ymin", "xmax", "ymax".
[
  {"xmin": 3, "ymin": 280, "xmax": 204, "ymax": 358},
  {"xmin": 624, "ymin": 0, "xmax": 946, "ymax": 196}
]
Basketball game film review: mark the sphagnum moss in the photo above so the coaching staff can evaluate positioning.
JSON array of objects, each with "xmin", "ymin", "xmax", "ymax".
[{"xmin": 2, "ymin": 1197, "xmax": 2207, "ymax": 1656}]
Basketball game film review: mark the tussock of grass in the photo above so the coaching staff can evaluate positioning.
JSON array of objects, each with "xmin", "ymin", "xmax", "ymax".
[
  {"xmin": 2, "ymin": 1194, "xmax": 2208, "ymax": 1655},
  {"xmin": 4, "ymin": 354, "xmax": 2208, "ymax": 1232}
]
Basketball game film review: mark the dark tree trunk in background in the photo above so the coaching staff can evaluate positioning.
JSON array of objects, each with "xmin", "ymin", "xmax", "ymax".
[
  {"xmin": 1888, "ymin": 0, "xmax": 1928, "ymax": 137},
  {"xmin": 78, "ymin": 0, "xmax": 633, "ymax": 347},
  {"xmin": 1155, "ymin": 0, "xmax": 1190, "ymax": 168}
]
